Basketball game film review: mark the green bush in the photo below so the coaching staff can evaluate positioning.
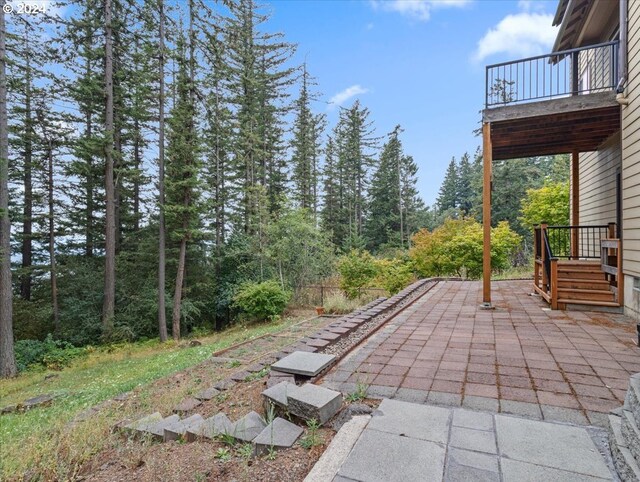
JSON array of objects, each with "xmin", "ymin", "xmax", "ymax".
[
  {"xmin": 337, "ymin": 250, "xmax": 379, "ymax": 299},
  {"xmin": 375, "ymin": 258, "xmax": 415, "ymax": 295},
  {"xmin": 14, "ymin": 334, "xmax": 87, "ymax": 372},
  {"xmin": 233, "ymin": 280, "xmax": 291, "ymax": 322}
]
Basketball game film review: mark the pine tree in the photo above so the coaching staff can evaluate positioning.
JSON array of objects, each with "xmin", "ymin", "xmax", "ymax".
[
  {"xmin": 0, "ymin": 1, "xmax": 16, "ymax": 377},
  {"xmin": 291, "ymin": 63, "xmax": 325, "ymax": 217},
  {"xmin": 366, "ymin": 125, "xmax": 423, "ymax": 251},
  {"xmin": 436, "ymin": 157, "xmax": 458, "ymax": 213},
  {"xmin": 165, "ymin": 33, "xmax": 201, "ymax": 341},
  {"xmin": 457, "ymin": 153, "xmax": 473, "ymax": 215},
  {"xmin": 224, "ymin": 0, "xmax": 296, "ymax": 231},
  {"xmin": 320, "ymin": 135, "xmax": 340, "ymax": 244},
  {"xmin": 333, "ymin": 100, "xmax": 377, "ymax": 248}
]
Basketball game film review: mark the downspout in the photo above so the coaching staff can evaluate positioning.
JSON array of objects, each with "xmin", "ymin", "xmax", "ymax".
[{"xmin": 616, "ymin": 0, "xmax": 628, "ymax": 104}]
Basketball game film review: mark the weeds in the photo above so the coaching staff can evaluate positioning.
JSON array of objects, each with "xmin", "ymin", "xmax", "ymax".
[
  {"xmin": 265, "ymin": 446, "xmax": 278, "ymax": 460},
  {"xmin": 215, "ymin": 447, "xmax": 232, "ymax": 462},
  {"xmin": 244, "ymin": 366, "xmax": 270, "ymax": 382},
  {"xmin": 345, "ymin": 380, "xmax": 369, "ymax": 402},
  {"xmin": 299, "ymin": 419, "xmax": 323, "ymax": 449},
  {"xmin": 237, "ymin": 443, "xmax": 254, "ymax": 460}
]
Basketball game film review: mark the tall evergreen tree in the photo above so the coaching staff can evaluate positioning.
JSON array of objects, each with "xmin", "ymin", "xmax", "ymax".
[
  {"xmin": 436, "ymin": 157, "xmax": 458, "ymax": 213},
  {"xmin": 165, "ymin": 33, "xmax": 201, "ymax": 340},
  {"xmin": 0, "ymin": 1, "xmax": 16, "ymax": 378},
  {"xmin": 457, "ymin": 153, "xmax": 473, "ymax": 215},
  {"xmin": 290, "ymin": 63, "xmax": 324, "ymax": 217}
]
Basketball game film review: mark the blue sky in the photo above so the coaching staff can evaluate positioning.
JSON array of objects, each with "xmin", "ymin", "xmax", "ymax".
[{"xmin": 266, "ymin": 0, "xmax": 560, "ymax": 205}]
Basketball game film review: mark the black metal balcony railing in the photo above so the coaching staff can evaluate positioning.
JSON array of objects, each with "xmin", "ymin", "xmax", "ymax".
[{"xmin": 485, "ymin": 41, "xmax": 619, "ymax": 108}]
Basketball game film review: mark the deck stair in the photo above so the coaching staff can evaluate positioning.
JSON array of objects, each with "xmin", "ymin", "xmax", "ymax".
[{"xmin": 555, "ymin": 260, "xmax": 618, "ymax": 308}]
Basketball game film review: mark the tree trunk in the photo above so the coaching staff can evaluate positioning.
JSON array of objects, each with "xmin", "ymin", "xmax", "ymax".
[
  {"xmin": 84, "ymin": 48, "xmax": 94, "ymax": 257},
  {"xmin": 157, "ymin": 0, "xmax": 168, "ymax": 342},
  {"xmin": 0, "ymin": 3, "xmax": 17, "ymax": 378},
  {"xmin": 102, "ymin": 0, "xmax": 116, "ymax": 336},
  {"xmin": 20, "ymin": 50, "xmax": 32, "ymax": 301},
  {"xmin": 172, "ymin": 236, "xmax": 187, "ymax": 341}
]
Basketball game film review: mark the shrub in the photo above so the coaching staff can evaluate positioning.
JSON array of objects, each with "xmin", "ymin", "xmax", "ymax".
[
  {"xmin": 233, "ymin": 280, "xmax": 291, "ymax": 322},
  {"xmin": 337, "ymin": 250, "xmax": 378, "ymax": 299},
  {"xmin": 410, "ymin": 218, "xmax": 521, "ymax": 279},
  {"xmin": 374, "ymin": 258, "xmax": 416, "ymax": 295},
  {"xmin": 14, "ymin": 334, "xmax": 87, "ymax": 372},
  {"xmin": 322, "ymin": 292, "xmax": 377, "ymax": 314}
]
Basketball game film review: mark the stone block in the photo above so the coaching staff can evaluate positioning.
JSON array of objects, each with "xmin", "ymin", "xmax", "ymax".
[
  {"xmin": 186, "ymin": 413, "xmax": 233, "ymax": 441},
  {"xmin": 262, "ymin": 381, "xmax": 298, "ymax": 409},
  {"xmin": 194, "ymin": 387, "xmax": 220, "ymax": 401},
  {"xmin": 253, "ymin": 417, "xmax": 303, "ymax": 455},
  {"xmin": 232, "ymin": 411, "xmax": 266, "ymax": 442},
  {"xmin": 271, "ymin": 351, "xmax": 335, "ymax": 377},
  {"xmin": 21, "ymin": 394, "xmax": 55, "ymax": 411},
  {"xmin": 173, "ymin": 397, "xmax": 202, "ymax": 413},
  {"xmin": 124, "ymin": 412, "xmax": 163, "ymax": 434},
  {"xmin": 146, "ymin": 414, "xmax": 180, "ymax": 440},
  {"xmin": 267, "ymin": 374, "xmax": 296, "ymax": 388},
  {"xmin": 287, "ymin": 383, "xmax": 342, "ymax": 425},
  {"xmin": 213, "ymin": 379, "xmax": 236, "ymax": 391},
  {"xmin": 163, "ymin": 414, "xmax": 205, "ymax": 441},
  {"xmin": 231, "ymin": 370, "xmax": 252, "ymax": 382}
]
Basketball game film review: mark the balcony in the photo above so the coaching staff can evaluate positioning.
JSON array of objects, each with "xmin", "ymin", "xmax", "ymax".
[{"xmin": 482, "ymin": 41, "xmax": 621, "ymax": 160}]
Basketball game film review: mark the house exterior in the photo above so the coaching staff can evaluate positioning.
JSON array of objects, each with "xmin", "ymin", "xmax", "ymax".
[{"xmin": 481, "ymin": 0, "xmax": 639, "ymax": 321}]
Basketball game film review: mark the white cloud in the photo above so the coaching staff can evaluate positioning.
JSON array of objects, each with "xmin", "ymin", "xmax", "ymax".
[
  {"xmin": 370, "ymin": 0, "xmax": 471, "ymax": 22},
  {"xmin": 328, "ymin": 85, "xmax": 370, "ymax": 108},
  {"xmin": 473, "ymin": 12, "xmax": 558, "ymax": 62}
]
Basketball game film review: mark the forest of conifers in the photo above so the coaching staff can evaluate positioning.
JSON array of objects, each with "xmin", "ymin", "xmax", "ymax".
[{"xmin": 0, "ymin": 0, "xmax": 570, "ymax": 377}]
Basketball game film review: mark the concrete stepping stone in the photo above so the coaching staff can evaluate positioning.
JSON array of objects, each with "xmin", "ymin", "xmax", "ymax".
[
  {"xmin": 163, "ymin": 414, "xmax": 205, "ymax": 441},
  {"xmin": 145, "ymin": 414, "xmax": 181, "ymax": 440},
  {"xmin": 123, "ymin": 412, "xmax": 164, "ymax": 434},
  {"xmin": 267, "ymin": 373, "xmax": 296, "ymax": 388},
  {"xmin": 194, "ymin": 387, "xmax": 220, "ymax": 401},
  {"xmin": 231, "ymin": 370, "xmax": 252, "ymax": 382},
  {"xmin": 186, "ymin": 413, "xmax": 234, "ymax": 441},
  {"xmin": 306, "ymin": 339, "xmax": 330, "ymax": 349},
  {"xmin": 213, "ymin": 379, "xmax": 237, "ymax": 391},
  {"xmin": 253, "ymin": 417, "xmax": 303, "ymax": 455},
  {"xmin": 21, "ymin": 394, "xmax": 55, "ymax": 411},
  {"xmin": 262, "ymin": 381, "xmax": 299, "ymax": 409},
  {"xmin": 287, "ymin": 383, "xmax": 342, "ymax": 425},
  {"xmin": 271, "ymin": 351, "xmax": 336, "ymax": 377},
  {"xmin": 232, "ymin": 411, "xmax": 267, "ymax": 442},
  {"xmin": 173, "ymin": 397, "xmax": 202, "ymax": 413}
]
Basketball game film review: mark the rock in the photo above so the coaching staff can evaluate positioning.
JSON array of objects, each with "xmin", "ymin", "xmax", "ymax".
[
  {"xmin": 246, "ymin": 363, "xmax": 266, "ymax": 373},
  {"xmin": 213, "ymin": 379, "xmax": 237, "ymax": 391},
  {"xmin": 44, "ymin": 373, "xmax": 59, "ymax": 380},
  {"xmin": 186, "ymin": 413, "xmax": 233, "ymax": 441},
  {"xmin": 189, "ymin": 340, "xmax": 202, "ymax": 347},
  {"xmin": 210, "ymin": 356, "xmax": 241, "ymax": 365},
  {"xmin": 173, "ymin": 397, "xmax": 202, "ymax": 414},
  {"xmin": 267, "ymin": 374, "xmax": 296, "ymax": 388},
  {"xmin": 123, "ymin": 412, "xmax": 164, "ymax": 435},
  {"xmin": 21, "ymin": 394, "xmax": 55, "ymax": 411},
  {"xmin": 231, "ymin": 371, "xmax": 253, "ymax": 382},
  {"xmin": 331, "ymin": 403, "xmax": 373, "ymax": 431},
  {"xmin": 287, "ymin": 384, "xmax": 342, "ymax": 425},
  {"xmin": 113, "ymin": 392, "xmax": 130, "ymax": 402},
  {"xmin": 194, "ymin": 387, "xmax": 220, "ymax": 401},
  {"xmin": 1, "ymin": 405, "xmax": 17, "ymax": 415},
  {"xmin": 145, "ymin": 414, "xmax": 180, "ymax": 440},
  {"xmin": 262, "ymin": 381, "xmax": 299, "ymax": 409},
  {"xmin": 253, "ymin": 417, "xmax": 303, "ymax": 455},
  {"xmin": 271, "ymin": 351, "xmax": 336, "ymax": 377},
  {"xmin": 163, "ymin": 414, "xmax": 205, "ymax": 441},
  {"xmin": 232, "ymin": 411, "xmax": 267, "ymax": 442}
]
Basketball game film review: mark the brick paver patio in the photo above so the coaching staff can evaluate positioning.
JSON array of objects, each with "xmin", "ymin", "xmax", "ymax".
[{"xmin": 321, "ymin": 280, "xmax": 640, "ymax": 427}]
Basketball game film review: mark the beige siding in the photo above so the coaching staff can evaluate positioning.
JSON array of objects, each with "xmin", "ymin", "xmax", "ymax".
[
  {"xmin": 573, "ymin": 133, "xmax": 621, "ymax": 226},
  {"xmin": 622, "ymin": 0, "xmax": 640, "ymax": 279}
]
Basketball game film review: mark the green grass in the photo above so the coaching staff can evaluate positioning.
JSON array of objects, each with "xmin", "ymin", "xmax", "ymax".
[{"xmin": 0, "ymin": 314, "xmax": 313, "ymax": 479}]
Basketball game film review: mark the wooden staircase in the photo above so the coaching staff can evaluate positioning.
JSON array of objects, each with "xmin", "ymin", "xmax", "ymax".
[{"xmin": 556, "ymin": 260, "xmax": 619, "ymax": 309}]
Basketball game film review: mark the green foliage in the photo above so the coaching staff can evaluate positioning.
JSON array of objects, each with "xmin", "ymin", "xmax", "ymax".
[
  {"xmin": 322, "ymin": 292, "xmax": 377, "ymax": 315},
  {"xmin": 233, "ymin": 280, "xmax": 291, "ymax": 322},
  {"xmin": 519, "ymin": 182, "xmax": 570, "ymax": 228},
  {"xmin": 337, "ymin": 250, "xmax": 379, "ymax": 299},
  {"xmin": 299, "ymin": 419, "xmax": 323, "ymax": 449},
  {"xmin": 345, "ymin": 380, "xmax": 369, "ymax": 402},
  {"xmin": 215, "ymin": 447, "xmax": 232, "ymax": 461},
  {"xmin": 374, "ymin": 258, "xmax": 415, "ymax": 295},
  {"xmin": 14, "ymin": 335, "xmax": 87, "ymax": 372},
  {"xmin": 410, "ymin": 218, "xmax": 521, "ymax": 279}
]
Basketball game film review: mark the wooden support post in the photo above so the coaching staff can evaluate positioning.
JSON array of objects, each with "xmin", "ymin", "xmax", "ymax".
[
  {"xmin": 540, "ymin": 223, "xmax": 548, "ymax": 291},
  {"xmin": 533, "ymin": 227, "xmax": 539, "ymax": 289},
  {"xmin": 482, "ymin": 123, "xmax": 492, "ymax": 306},
  {"xmin": 571, "ymin": 151, "xmax": 579, "ymax": 259},
  {"xmin": 550, "ymin": 258, "xmax": 559, "ymax": 310},
  {"xmin": 617, "ymin": 239, "xmax": 624, "ymax": 307}
]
